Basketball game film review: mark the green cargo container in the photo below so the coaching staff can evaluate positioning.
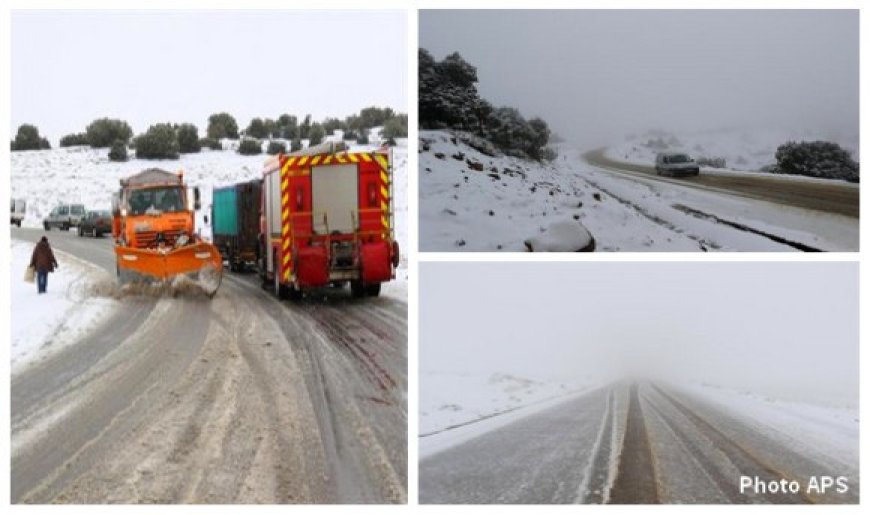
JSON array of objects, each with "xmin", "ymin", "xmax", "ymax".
[{"xmin": 212, "ymin": 186, "xmax": 238, "ymax": 236}]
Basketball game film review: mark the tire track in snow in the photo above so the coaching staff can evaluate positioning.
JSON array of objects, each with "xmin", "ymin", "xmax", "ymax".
[{"xmin": 650, "ymin": 385, "xmax": 815, "ymax": 504}]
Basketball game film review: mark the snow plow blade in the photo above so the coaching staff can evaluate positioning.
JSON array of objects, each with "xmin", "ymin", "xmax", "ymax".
[{"xmin": 115, "ymin": 242, "xmax": 223, "ymax": 297}]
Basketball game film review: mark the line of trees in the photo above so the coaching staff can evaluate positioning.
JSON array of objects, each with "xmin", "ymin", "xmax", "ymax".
[
  {"xmin": 419, "ymin": 48, "xmax": 555, "ymax": 161},
  {"xmin": 13, "ymin": 106, "xmax": 408, "ymax": 161}
]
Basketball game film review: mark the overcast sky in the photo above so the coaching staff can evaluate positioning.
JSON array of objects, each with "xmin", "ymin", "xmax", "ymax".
[
  {"xmin": 12, "ymin": 10, "xmax": 407, "ymax": 143},
  {"xmin": 420, "ymin": 10, "xmax": 858, "ymax": 149},
  {"xmin": 420, "ymin": 262, "xmax": 857, "ymax": 403}
]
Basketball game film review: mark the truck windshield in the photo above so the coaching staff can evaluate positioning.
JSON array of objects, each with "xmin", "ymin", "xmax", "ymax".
[{"xmin": 129, "ymin": 187, "xmax": 185, "ymax": 215}]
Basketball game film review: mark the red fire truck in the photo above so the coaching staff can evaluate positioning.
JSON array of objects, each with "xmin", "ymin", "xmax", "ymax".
[{"xmin": 259, "ymin": 142, "xmax": 399, "ymax": 299}]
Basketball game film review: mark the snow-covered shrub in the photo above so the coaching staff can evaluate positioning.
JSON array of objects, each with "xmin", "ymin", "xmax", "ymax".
[
  {"xmin": 308, "ymin": 123, "xmax": 325, "ymax": 146},
  {"xmin": 359, "ymin": 106, "xmax": 396, "ymax": 128},
  {"xmin": 59, "ymin": 132, "xmax": 89, "ymax": 147},
  {"xmin": 199, "ymin": 137, "xmax": 222, "ymax": 150},
  {"xmin": 356, "ymin": 133, "xmax": 369, "ymax": 145},
  {"xmin": 237, "ymin": 138, "xmax": 262, "ymax": 155},
  {"xmin": 322, "ymin": 117, "xmax": 344, "ymax": 135},
  {"xmin": 455, "ymin": 131, "xmax": 500, "ymax": 157},
  {"xmin": 266, "ymin": 140, "xmax": 287, "ymax": 155},
  {"xmin": 420, "ymin": 48, "xmax": 552, "ymax": 161},
  {"xmin": 245, "ymin": 117, "xmax": 268, "ymax": 139},
  {"xmin": 419, "ymin": 49, "xmax": 481, "ymax": 131},
  {"xmin": 773, "ymin": 141, "xmax": 859, "ymax": 182},
  {"xmin": 86, "ymin": 118, "xmax": 132, "ymax": 148},
  {"xmin": 277, "ymin": 114, "xmax": 298, "ymax": 140},
  {"xmin": 11, "ymin": 124, "xmax": 51, "ymax": 151},
  {"xmin": 696, "ymin": 156, "xmax": 726, "ymax": 168},
  {"xmin": 541, "ymin": 146, "xmax": 559, "ymax": 162},
  {"xmin": 383, "ymin": 114, "xmax": 408, "ymax": 139},
  {"xmin": 135, "ymin": 123, "xmax": 180, "ymax": 160},
  {"xmin": 290, "ymin": 138, "xmax": 302, "ymax": 152},
  {"xmin": 108, "ymin": 139, "xmax": 128, "ymax": 162},
  {"xmin": 206, "ymin": 112, "xmax": 239, "ymax": 140},
  {"xmin": 176, "ymin": 123, "xmax": 201, "ymax": 154}
]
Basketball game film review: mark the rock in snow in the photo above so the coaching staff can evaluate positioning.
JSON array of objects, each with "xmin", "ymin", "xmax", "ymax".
[{"xmin": 524, "ymin": 220, "xmax": 595, "ymax": 252}]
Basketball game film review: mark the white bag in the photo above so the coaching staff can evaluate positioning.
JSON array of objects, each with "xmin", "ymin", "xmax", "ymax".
[{"xmin": 24, "ymin": 265, "xmax": 35, "ymax": 283}]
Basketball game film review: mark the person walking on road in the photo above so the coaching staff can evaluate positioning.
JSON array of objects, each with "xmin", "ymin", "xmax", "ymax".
[{"xmin": 30, "ymin": 236, "xmax": 58, "ymax": 294}]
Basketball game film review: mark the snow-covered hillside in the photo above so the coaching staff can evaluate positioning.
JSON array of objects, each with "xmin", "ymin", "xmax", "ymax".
[
  {"xmin": 419, "ymin": 130, "xmax": 857, "ymax": 251},
  {"xmin": 607, "ymin": 127, "xmax": 859, "ymax": 173},
  {"xmin": 419, "ymin": 371, "xmax": 594, "ymax": 458}
]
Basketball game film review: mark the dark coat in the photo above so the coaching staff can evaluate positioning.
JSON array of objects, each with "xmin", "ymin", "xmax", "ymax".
[{"xmin": 30, "ymin": 240, "xmax": 58, "ymax": 273}]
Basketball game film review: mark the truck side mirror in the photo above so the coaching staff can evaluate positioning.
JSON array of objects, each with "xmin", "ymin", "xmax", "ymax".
[{"xmin": 111, "ymin": 193, "xmax": 121, "ymax": 216}]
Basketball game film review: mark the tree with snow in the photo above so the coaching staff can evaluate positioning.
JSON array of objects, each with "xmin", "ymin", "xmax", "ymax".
[
  {"xmin": 774, "ymin": 141, "xmax": 859, "ymax": 182},
  {"xmin": 11, "ymin": 124, "xmax": 51, "ymax": 151},
  {"xmin": 206, "ymin": 112, "xmax": 239, "ymax": 140}
]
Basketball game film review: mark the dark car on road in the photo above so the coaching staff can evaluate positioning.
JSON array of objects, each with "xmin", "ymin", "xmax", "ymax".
[{"xmin": 78, "ymin": 210, "xmax": 112, "ymax": 237}]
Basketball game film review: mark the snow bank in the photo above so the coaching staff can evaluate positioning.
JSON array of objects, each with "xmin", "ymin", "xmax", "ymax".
[
  {"xmin": 10, "ymin": 240, "xmax": 121, "ymax": 373},
  {"xmin": 419, "ymin": 371, "xmax": 592, "ymax": 456},
  {"xmin": 685, "ymin": 382, "xmax": 858, "ymax": 471}
]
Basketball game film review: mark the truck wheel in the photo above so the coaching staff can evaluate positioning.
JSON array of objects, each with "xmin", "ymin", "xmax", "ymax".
[
  {"xmin": 288, "ymin": 285, "xmax": 303, "ymax": 301},
  {"xmin": 78, "ymin": 226, "xmax": 83, "ymax": 237},
  {"xmin": 274, "ymin": 271, "xmax": 289, "ymax": 300},
  {"xmin": 273, "ymin": 252, "xmax": 289, "ymax": 300},
  {"xmin": 365, "ymin": 283, "xmax": 381, "ymax": 297},
  {"xmin": 44, "ymin": 222, "xmax": 50, "ymax": 231},
  {"xmin": 351, "ymin": 281, "xmax": 366, "ymax": 298}
]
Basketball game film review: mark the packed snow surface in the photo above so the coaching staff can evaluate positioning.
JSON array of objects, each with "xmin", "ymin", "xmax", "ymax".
[
  {"xmin": 419, "ymin": 130, "xmax": 856, "ymax": 251},
  {"xmin": 10, "ymin": 239, "xmax": 120, "ymax": 373}
]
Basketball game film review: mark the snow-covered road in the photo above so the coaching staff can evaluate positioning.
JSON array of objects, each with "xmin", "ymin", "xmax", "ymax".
[
  {"xmin": 419, "ymin": 131, "xmax": 858, "ymax": 251},
  {"xmin": 419, "ymin": 382, "xmax": 858, "ymax": 504},
  {"xmin": 11, "ymin": 227, "xmax": 407, "ymax": 503}
]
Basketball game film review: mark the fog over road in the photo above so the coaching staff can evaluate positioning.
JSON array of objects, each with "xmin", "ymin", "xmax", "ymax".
[
  {"xmin": 419, "ymin": 383, "xmax": 858, "ymax": 504},
  {"xmin": 584, "ymin": 149, "xmax": 859, "ymax": 219},
  {"xmin": 11, "ymin": 227, "xmax": 407, "ymax": 504}
]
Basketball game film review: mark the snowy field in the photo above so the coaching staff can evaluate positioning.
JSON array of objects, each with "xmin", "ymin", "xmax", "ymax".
[
  {"xmin": 10, "ymin": 132, "xmax": 408, "ymax": 296},
  {"xmin": 419, "ymin": 130, "xmax": 857, "ymax": 251},
  {"xmin": 10, "ymin": 240, "xmax": 120, "ymax": 373},
  {"xmin": 684, "ymin": 382, "xmax": 858, "ymax": 472},
  {"xmin": 419, "ymin": 371, "xmax": 594, "ymax": 456},
  {"xmin": 606, "ymin": 127, "xmax": 859, "ymax": 173}
]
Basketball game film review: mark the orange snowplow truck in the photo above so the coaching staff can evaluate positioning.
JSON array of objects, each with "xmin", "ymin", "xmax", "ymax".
[
  {"xmin": 112, "ymin": 168, "xmax": 223, "ymax": 296},
  {"xmin": 260, "ymin": 142, "xmax": 399, "ymax": 299}
]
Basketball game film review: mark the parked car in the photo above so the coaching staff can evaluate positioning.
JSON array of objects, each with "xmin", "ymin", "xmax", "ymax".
[
  {"xmin": 655, "ymin": 152, "xmax": 700, "ymax": 177},
  {"xmin": 10, "ymin": 198, "xmax": 26, "ymax": 227},
  {"xmin": 43, "ymin": 203, "xmax": 86, "ymax": 230},
  {"xmin": 78, "ymin": 209, "xmax": 112, "ymax": 237}
]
